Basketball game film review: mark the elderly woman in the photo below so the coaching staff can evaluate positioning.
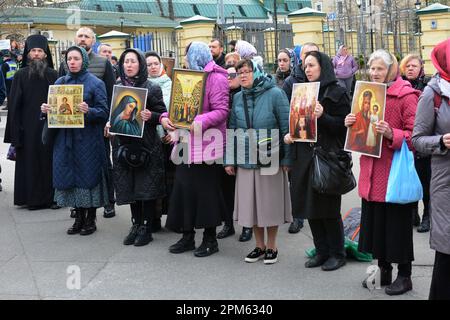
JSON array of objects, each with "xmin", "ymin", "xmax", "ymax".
[
  {"xmin": 345, "ymin": 49, "xmax": 420, "ymax": 295},
  {"xmin": 41, "ymin": 46, "xmax": 109, "ymax": 235},
  {"xmin": 161, "ymin": 42, "xmax": 229, "ymax": 257},
  {"xmin": 412, "ymin": 38, "xmax": 450, "ymax": 300},
  {"xmin": 332, "ymin": 45, "xmax": 358, "ymax": 96},
  {"xmin": 109, "ymin": 48, "xmax": 167, "ymax": 247},
  {"xmin": 400, "ymin": 54, "xmax": 431, "ymax": 232},
  {"xmin": 225, "ymin": 58, "xmax": 292, "ymax": 264},
  {"xmin": 225, "ymin": 52, "xmax": 241, "ymax": 68},
  {"xmin": 285, "ymin": 51, "xmax": 350, "ymax": 271}
]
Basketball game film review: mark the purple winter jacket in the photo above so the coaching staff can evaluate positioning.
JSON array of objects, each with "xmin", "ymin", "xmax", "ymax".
[
  {"xmin": 332, "ymin": 54, "xmax": 358, "ymax": 79},
  {"xmin": 161, "ymin": 60, "xmax": 230, "ymax": 163}
]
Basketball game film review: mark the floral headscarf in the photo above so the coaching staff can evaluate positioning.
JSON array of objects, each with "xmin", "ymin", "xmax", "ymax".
[
  {"xmin": 235, "ymin": 40, "xmax": 257, "ymax": 59},
  {"xmin": 186, "ymin": 42, "xmax": 213, "ymax": 71}
]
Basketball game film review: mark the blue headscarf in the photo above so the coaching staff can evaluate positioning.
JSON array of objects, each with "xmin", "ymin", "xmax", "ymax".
[
  {"xmin": 186, "ymin": 42, "xmax": 213, "ymax": 71},
  {"xmin": 293, "ymin": 45, "xmax": 302, "ymax": 65},
  {"xmin": 251, "ymin": 59, "xmax": 267, "ymax": 88},
  {"xmin": 65, "ymin": 46, "xmax": 89, "ymax": 76}
]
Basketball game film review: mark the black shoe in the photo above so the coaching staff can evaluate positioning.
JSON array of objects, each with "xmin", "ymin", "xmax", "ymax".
[
  {"xmin": 193, "ymin": 239, "xmax": 219, "ymax": 257},
  {"xmin": 238, "ymin": 227, "xmax": 252, "ymax": 242},
  {"xmin": 50, "ymin": 203, "xmax": 61, "ymax": 210},
  {"xmin": 362, "ymin": 267, "xmax": 392, "ymax": 288},
  {"xmin": 245, "ymin": 247, "xmax": 266, "ymax": 263},
  {"xmin": 70, "ymin": 207, "xmax": 77, "ymax": 218},
  {"xmin": 103, "ymin": 204, "xmax": 116, "ymax": 218},
  {"xmin": 263, "ymin": 249, "xmax": 278, "ymax": 264},
  {"xmin": 0, "ymin": 183, "xmax": 3, "ymax": 192},
  {"xmin": 321, "ymin": 256, "xmax": 346, "ymax": 271},
  {"xmin": 169, "ymin": 233, "xmax": 196, "ymax": 254},
  {"xmin": 150, "ymin": 218, "xmax": 162, "ymax": 233},
  {"xmin": 305, "ymin": 255, "xmax": 329, "ymax": 268},
  {"xmin": 217, "ymin": 225, "xmax": 235, "ymax": 239},
  {"xmin": 417, "ymin": 214, "xmax": 430, "ymax": 233},
  {"xmin": 80, "ymin": 209, "xmax": 97, "ymax": 235},
  {"xmin": 134, "ymin": 225, "xmax": 153, "ymax": 246},
  {"xmin": 412, "ymin": 208, "xmax": 420, "ymax": 227},
  {"xmin": 123, "ymin": 224, "xmax": 140, "ymax": 245},
  {"xmin": 385, "ymin": 276, "xmax": 413, "ymax": 296},
  {"xmin": 288, "ymin": 218, "xmax": 304, "ymax": 234},
  {"xmin": 67, "ymin": 209, "xmax": 85, "ymax": 235}
]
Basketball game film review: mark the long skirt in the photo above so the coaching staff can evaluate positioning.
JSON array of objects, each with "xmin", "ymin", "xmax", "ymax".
[
  {"xmin": 234, "ymin": 167, "xmax": 292, "ymax": 228},
  {"xmin": 358, "ymin": 199, "xmax": 414, "ymax": 264},
  {"xmin": 429, "ymin": 251, "xmax": 450, "ymax": 300},
  {"xmin": 165, "ymin": 164, "xmax": 226, "ymax": 232}
]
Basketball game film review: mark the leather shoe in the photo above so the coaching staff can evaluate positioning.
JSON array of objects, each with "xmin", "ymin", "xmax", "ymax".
[
  {"xmin": 217, "ymin": 225, "xmax": 235, "ymax": 239},
  {"xmin": 238, "ymin": 227, "xmax": 252, "ymax": 242},
  {"xmin": 193, "ymin": 240, "xmax": 219, "ymax": 257},
  {"xmin": 103, "ymin": 204, "xmax": 116, "ymax": 218},
  {"xmin": 417, "ymin": 214, "xmax": 430, "ymax": 233},
  {"xmin": 362, "ymin": 268, "xmax": 392, "ymax": 288},
  {"xmin": 305, "ymin": 255, "xmax": 328, "ymax": 268},
  {"xmin": 321, "ymin": 256, "xmax": 346, "ymax": 271},
  {"xmin": 288, "ymin": 218, "xmax": 304, "ymax": 234},
  {"xmin": 385, "ymin": 276, "xmax": 412, "ymax": 295},
  {"xmin": 169, "ymin": 233, "xmax": 195, "ymax": 254}
]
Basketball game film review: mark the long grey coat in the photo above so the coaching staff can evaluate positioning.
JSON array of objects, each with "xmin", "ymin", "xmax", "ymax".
[{"xmin": 412, "ymin": 76, "xmax": 450, "ymax": 255}]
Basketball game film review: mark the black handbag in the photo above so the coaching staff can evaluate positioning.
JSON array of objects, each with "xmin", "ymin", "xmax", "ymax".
[
  {"xmin": 310, "ymin": 146, "xmax": 356, "ymax": 195},
  {"xmin": 117, "ymin": 143, "xmax": 151, "ymax": 168}
]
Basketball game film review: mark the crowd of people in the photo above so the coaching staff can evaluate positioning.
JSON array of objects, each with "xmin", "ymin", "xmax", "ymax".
[{"xmin": 1, "ymin": 27, "xmax": 449, "ymax": 300}]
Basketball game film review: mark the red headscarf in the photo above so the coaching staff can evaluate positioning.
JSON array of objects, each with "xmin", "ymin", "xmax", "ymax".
[{"xmin": 431, "ymin": 38, "xmax": 450, "ymax": 82}]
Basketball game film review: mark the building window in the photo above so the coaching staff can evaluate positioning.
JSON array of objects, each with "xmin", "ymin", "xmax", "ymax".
[
  {"xmin": 237, "ymin": 5, "xmax": 247, "ymax": 17},
  {"xmin": 192, "ymin": 4, "xmax": 200, "ymax": 15},
  {"xmin": 95, "ymin": 4, "xmax": 101, "ymax": 11},
  {"xmin": 116, "ymin": 5, "xmax": 124, "ymax": 13},
  {"xmin": 315, "ymin": 2, "xmax": 322, "ymax": 12},
  {"xmin": 298, "ymin": 3, "xmax": 303, "ymax": 9}
]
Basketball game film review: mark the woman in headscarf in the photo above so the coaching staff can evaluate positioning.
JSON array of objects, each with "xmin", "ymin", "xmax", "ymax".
[
  {"xmin": 275, "ymin": 48, "xmax": 297, "ymax": 88},
  {"xmin": 345, "ymin": 49, "xmax": 420, "ymax": 295},
  {"xmin": 108, "ymin": 48, "xmax": 167, "ymax": 247},
  {"xmin": 160, "ymin": 42, "xmax": 229, "ymax": 257},
  {"xmin": 332, "ymin": 45, "xmax": 358, "ymax": 96},
  {"xmin": 400, "ymin": 54, "xmax": 431, "ymax": 232},
  {"xmin": 110, "ymin": 95, "xmax": 141, "ymax": 136},
  {"xmin": 225, "ymin": 58, "xmax": 292, "ymax": 264},
  {"xmin": 145, "ymin": 50, "xmax": 174, "ymax": 232},
  {"xmin": 40, "ymin": 46, "xmax": 109, "ymax": 235},
  {"xmin": 235, "ymin": 40, "xmax": 264, "ymax": 69},
  {"xmin": 285, "ymin": 51, "xmax": 350, "ymax": 271},
  {"xmin": 412, "ymin": 38, "xmax": 450, "ymax": 300}
]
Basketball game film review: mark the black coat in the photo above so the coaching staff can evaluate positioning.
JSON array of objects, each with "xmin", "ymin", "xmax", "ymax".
[
  {"xmin": 282, "ymin": 63, "xmax": 306, "ymax": 102},
  {"xmin": 111, "ymin": 49, "xmax": 167, "ymax": 205},
  {"xmin": 289, "ymin": 52, "xmax": 351, "ymax": 220},
  {"xmin": 4, "ymin": 67, "xmax": 58, "ymax": 206}
]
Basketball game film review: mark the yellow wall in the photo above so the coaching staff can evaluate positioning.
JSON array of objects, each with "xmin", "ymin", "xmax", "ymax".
[
  {"xmin": 289, "ymin": 15, "xmax": 326, "ymax": 51},
  {"xmin": 419, "ymin": 12, "xmax": 450, "ymax": 75}
]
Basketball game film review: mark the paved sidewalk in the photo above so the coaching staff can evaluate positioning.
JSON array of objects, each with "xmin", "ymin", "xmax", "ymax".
[{"xmin": 0, "ymin": 115, "xmax": 434, "ymax": 300}]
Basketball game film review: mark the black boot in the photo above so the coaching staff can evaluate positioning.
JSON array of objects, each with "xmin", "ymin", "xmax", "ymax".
[
  {"xmin": 288, "ymin": 218, "xmax": 304, "ymax": 234},
  {"xmin": 134, "ymin": 225, "xmax": 153, "ymax": 246},
  {"xmin": 67, "ymin": 208, "xmax": 84, "ymax": 235},
  {"xmin": 362, "ymin": 268, "xmax": 392, "ymax": 288},
  {"xmin": 123, "ymin": 215, "xmax": 140, "ymax": 245},
  {"xmin": 217, "ymin": 224, "xmax": 235, "ymax": 239},
  {"xmin": 238, "ymin": 227, "xmax": 252, "ymax": 242},
  {"xmin": 417, "ymin": 213, "xmax": 430, "ymax": 233},
  {"xmin": 194, "ymin": 230, "xmax": 219, "ymax": 257},
  {"xmin": 80, "ymin": 208, "xmax": 97, "ymax": 235},
  {"xmin": 169, "ymin": 232, "xmax": 196, "ymax": 253},
  {"xmin": 103, "ymin": 203, "xmax": 116, "ymax": 218},
  {"xmin": 385, "ymin": 275, "xmax": 413, "ymax": 295},
  {"xmin": 70, "ymin": 207, "xmax": 77, "ymax": 218}
]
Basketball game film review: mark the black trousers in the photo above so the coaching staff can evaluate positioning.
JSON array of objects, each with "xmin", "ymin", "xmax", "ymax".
[
  {"xmin": 130, "ymin": 200, "xmax": 156, "ymax": 226},
  {"xmin": 378, "ymin": 260, "xmax": 412, "ymax": 277},
  {"xmin": 413, "ymin": 155, "xmax": 431, "ymax": 217},
  {"xmin": 429, "ymin": 251, "xmax": 450, "ymax": 300},
  {"xmin": 184, "ymin": 227, "xmax": 216, "ymax": 240},
  {"xmin": 308, "ymin": 218, "xmax": 345, "ymax": 259}
]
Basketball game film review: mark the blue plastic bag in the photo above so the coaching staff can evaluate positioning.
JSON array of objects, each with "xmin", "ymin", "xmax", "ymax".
[{"xmin": 385, "ymin": 139, "xmax": 423, "ymax": 204}]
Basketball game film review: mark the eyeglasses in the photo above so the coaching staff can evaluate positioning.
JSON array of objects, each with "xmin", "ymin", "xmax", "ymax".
[
  {"xmin": 227, "ymin": 73, "xmax": 237, "ymax": 80},
  {"xmin": 237, "ymin": 70, "xmax": 253, "ymax": 77}
]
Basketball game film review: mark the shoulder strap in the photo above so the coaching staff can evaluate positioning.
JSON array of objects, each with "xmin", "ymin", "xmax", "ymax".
[
  {"xmin": 434, "ymin": 91, "xmax": 442, "ymax": 111},
  {"xmin": 242, "ymin": 93, "xmax": 252, "ymax": 129}
]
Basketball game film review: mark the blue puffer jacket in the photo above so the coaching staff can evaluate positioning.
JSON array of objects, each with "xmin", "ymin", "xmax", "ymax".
[
  {"xmin": 226, "ymin": 75, "xmax": 292, "ymax": 168},
  {"xmin": 52, "ymin": 71, "xmax": 109, "ymax": 190}
]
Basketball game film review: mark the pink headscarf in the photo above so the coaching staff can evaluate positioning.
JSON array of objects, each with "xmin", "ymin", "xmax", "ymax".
[{"xmin": 431, "ymin": 38, "xmax": 450, "ymax": 82}]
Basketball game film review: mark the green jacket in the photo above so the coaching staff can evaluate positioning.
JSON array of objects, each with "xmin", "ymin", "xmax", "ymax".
[{"xmin": 226, "ymin": 76, "xmax": 292, "ymax": 168}]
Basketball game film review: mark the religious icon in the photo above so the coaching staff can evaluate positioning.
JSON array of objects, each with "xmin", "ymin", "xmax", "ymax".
[
  {"xmin": 47, "ymin": 85, "xmax": 84, "ymax": 128},
  {"xmin": 169, "ymin": 69, "xmax": 207, "ymax": 130},
  {"xmin": 289, "ymin": 82, "xmax": 319, "ymax": 143},
  {"xmin": 344, "ymin": 81, "xmax": 387, "ymax": 158},
  {"xmin": 109, "ymin": 85, "xmax": 148, "ymax": 138}
]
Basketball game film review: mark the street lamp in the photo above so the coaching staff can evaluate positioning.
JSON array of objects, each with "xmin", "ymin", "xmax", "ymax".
[{"xmin": 120, "ymin": 16, "xmax": 124, "ymax": 32}]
